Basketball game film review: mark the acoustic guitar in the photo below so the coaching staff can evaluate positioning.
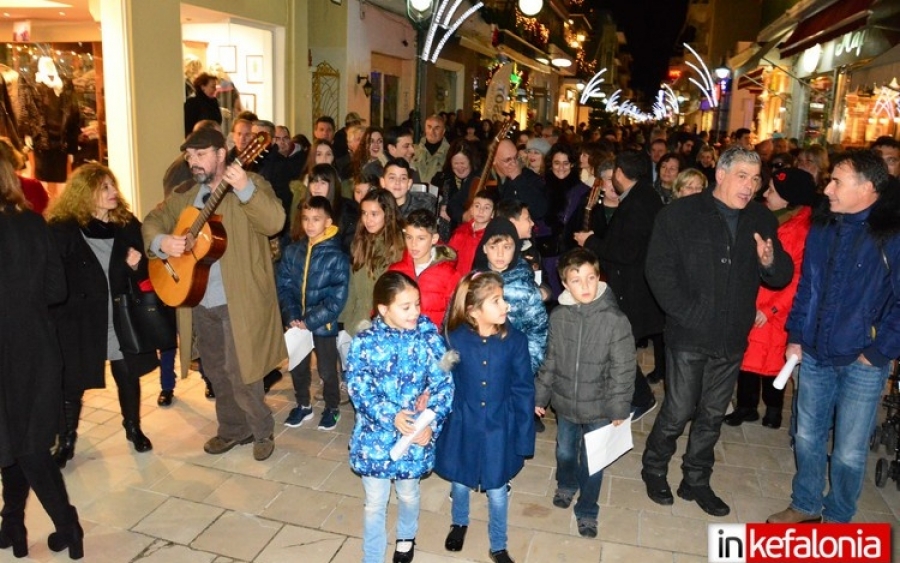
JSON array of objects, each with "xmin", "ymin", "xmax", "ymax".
[
  {"xmin": 465, "ymin": 115, "xmax": 515, "ymax": 210},
  {"xmin": 581, "ymin": 175, "xmax": 604, "ymax": 232},
  {"xmin": 149, "ymin": 132, "xmax": 270, "ymax": 307}
]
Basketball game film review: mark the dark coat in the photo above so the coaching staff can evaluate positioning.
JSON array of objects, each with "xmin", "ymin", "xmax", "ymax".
[
  {"xmin": 276, "ymin": 225, "xmax": 350, "ymax": 337},
  {"xmin": 0, "ymin": 209, "xmax": 66, "ymax": 465},
  {"xmin": 646, "ymin": 188, "xmax": 793, "ymax": 359},
  {"xmin": 183, "ymin": 94, "xmax": 222, "ymax": 136},
  {"xmin": 536, "ymin": 286, "xmax": 636, "ymax": 423},
  {"xmin": 499, "ymin": 168, "xmax": 548, "ymax": 220},
  {"xmin": 50, "ymin": 216, "xmax": 158, "ymax": 392},
  {"xmin": 586, "ymin": 179, "xmax": 665, "ymax": 340},
  {"xmin": 787, "ymin": 193, "xmax": 900, "ymax": 367},
  {"xmin": 434, "ymin": 325, "xmax": 535, "ymax": 490}
]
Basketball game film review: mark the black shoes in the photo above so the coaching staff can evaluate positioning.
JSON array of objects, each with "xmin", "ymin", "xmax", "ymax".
[
  {"xmin": 723, "ymin": 407, "xmax": 759, "ymax": 427},
  {"xmin": 53, "ymin": 432, "xmax": 77, "ymax": 468},
  {"xmin": 641, "ymin": 470, "xmax": 674, "ymax": 505},
  {"xmin": 393, "ymin": 538, "xmax": 415, "ymax": 563},
  {"xmin": 0, "ymin": 521, "xmax": 28, "ymax": 558},
  {"xmin": 676, "ymin": 482, "xmax": 730, "ymax": 516},
  {"xmin": 263, "ymin": 369, "xmax": 283, "ymax": 393},
  {"xmin": 123, "ymin": 421, "xmax": 153, "ymax": 452},
  {"xmin": 762, "ymin": 407, "xmax": 782, "ymax": 429},
  {"xmin": 444, "ymin": 525, "xmax": 467, "ymax": 551},
  {"xmin": 490, "ymin": 549, "xmax": 515, "ymax": 563},
  {"xmin": 157, "ymin": 390, "xmax": 174, "ymax": 407}
]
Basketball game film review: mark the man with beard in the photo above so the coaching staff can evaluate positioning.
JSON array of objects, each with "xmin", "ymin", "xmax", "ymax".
[
  {"xmin": 641, "ymin": 147, "xmax": 792, "ymax": 516},
  {"xmin": 143, "ymin": 129, "xmax": 286, "ymax": 462}
]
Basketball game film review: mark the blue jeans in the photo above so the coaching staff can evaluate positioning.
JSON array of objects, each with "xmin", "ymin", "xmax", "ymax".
[
  {"xmin": 556, "ymin": 417, "xmax": 607, "ymax": 520},
  {"xmin": 159, "ymin": 347, "xmax": 177, "ymax": 391},
  {"xmin": 361, "ymin": 476, "xmax": 420, "ymax": 563},
  {"xmin": 450, "ymin": 481, "xmax": 508, "ymax": 552},
  {"xmin": 791, "ymin": 353, "xmax": 889, "ymax": 523}
]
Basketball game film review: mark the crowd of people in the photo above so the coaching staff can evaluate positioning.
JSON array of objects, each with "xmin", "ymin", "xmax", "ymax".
[{"xmin": 1, "ymin": 105, "xmax": 899, "ymax": 562}]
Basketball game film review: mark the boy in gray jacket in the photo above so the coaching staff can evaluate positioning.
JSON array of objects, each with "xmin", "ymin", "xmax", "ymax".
[{"xmin": 535, "ymin": 248, "xmax": 635, "ymax": 538}]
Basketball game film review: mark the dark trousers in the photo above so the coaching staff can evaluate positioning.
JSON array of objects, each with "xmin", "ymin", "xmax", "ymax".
[
  {"xmin": 62, "ymin": 358, "xmax": 142, "ymax": 424},
  {"xmin": 1, "ymin": 451, "xmax": 74, "ymax": 528},
  {"xmin": 735, "ymin": 370, "xmax": 785, "ymax": 410},
  {"xmin": 290, "ymin": 335, "xmax": 340, "ymax": 409},
  {"xmin": 642, "ymin": 348, "xmax": 740, "ymax": 487},
  {"xmin": 650, "ymin": 333, "xmax": 666, "ymax": 377}
]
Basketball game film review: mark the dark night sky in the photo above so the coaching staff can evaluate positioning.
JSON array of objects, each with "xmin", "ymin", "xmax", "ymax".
[{"xmin": 592, "ymin": 0, "xmax": 690, "ymax": 102}]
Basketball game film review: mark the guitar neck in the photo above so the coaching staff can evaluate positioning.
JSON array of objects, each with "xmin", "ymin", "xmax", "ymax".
[
  {"xmin": 188, "ymin": 182, "xmax": 232, "ymax": 238},
  {"xmin": 582, "ymin": 179, "xmax": 603, "ymax": 231}
]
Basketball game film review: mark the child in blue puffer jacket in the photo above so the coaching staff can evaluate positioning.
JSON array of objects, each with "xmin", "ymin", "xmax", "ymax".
[
  {"xmin": 346, "ymin": 271, "xmax": 455, "ymax": 563},
  {"xmin": 276, "ymin": 196, "xmax": 350, "ymax": 431}
]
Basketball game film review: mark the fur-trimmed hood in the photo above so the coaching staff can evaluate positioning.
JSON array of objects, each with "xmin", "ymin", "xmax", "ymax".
[{"xmin": 812, "ymin": 179, "xmax": 900, "ymax": 242}]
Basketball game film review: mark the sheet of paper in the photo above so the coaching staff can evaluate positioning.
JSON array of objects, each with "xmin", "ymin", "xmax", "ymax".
[
  {"xmin": 284, "ymin": 327, "xmax": 314, "ymax": 370},
  {"xmin": 584, "ymin": 415, "xmax": 634, "ymax": 475},
  {"xmin": 337, "ymin": 329, "xmax": 352, "ymax": 369}
]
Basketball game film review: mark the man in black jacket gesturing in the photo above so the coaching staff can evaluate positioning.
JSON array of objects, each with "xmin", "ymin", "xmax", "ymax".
[{"xmin": 641, "ymin": 147, "xmax": 793, "ymax": 517}]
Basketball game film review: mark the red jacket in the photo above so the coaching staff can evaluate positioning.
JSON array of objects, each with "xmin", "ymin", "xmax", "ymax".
[
  {"xmin": 448, "ymin": 221, "xmax": 486, "ymax": 275},
  {"xmin": 388, "ymin": 245, "xmax": 462, "ymax": 329},
  {"xmin": 741, "ymin": 206, "xmax": 812, "ymax": 375}
]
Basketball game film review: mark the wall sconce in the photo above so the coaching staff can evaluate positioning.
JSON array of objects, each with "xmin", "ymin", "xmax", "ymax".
[{"xmin": 357, "ymin": 74, "xmax": 374, "ymax": 98}]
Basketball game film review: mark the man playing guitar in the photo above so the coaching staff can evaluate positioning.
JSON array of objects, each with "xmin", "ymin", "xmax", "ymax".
[{"xmin": 142, "ymin": 129, "xmax": 286, "ymax": 462}]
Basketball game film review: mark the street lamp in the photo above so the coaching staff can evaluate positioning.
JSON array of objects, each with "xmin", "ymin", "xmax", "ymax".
[
  {"xmin": 407, "ymin": 0, "xmax": 435, "ymax": 142},
  {"xmin": 713, "ymin": 62, "xmax": 731, "ymax": 136}
]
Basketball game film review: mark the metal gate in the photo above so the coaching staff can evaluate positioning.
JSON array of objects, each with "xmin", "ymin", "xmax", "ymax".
[{"xmin": 312, "ymin": 61, "xmax": 340, "ymax": 123}]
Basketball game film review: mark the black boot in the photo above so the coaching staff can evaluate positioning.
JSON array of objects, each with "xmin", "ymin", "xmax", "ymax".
[
  {"xmin": 112, "ymin": 361, "xmax": 152, "ymax": 452},
  {"xmin": 53, "ymin": 400, "xmax": 82, "ymax": 468},
  {"xmin": 123, "ymin": 420, "xmax": 153, "ymax": 452},
  {"xmin": 0, "ymin": 520, "xmax": 27, "ymax": 558},
  {"xmin": 48, "ymin": 507, "xmax": 84, "ymax": 560}
]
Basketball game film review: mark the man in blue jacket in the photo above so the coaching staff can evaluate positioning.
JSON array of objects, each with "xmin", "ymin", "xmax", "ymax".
[{"xmin": 769, "ymin": 150, "xmax": 900, "ymax": 524}]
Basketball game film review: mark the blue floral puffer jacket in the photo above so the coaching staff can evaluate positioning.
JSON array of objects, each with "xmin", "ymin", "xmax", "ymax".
[
  {"xmin": 502, "ymin": 258, "xmax": 549, "ymax": 374},
  {"xmin": 346, "ymin": 315, "xmax": 455, "ymax": 479}
]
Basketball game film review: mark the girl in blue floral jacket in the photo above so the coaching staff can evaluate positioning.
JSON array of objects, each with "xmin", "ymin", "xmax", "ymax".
[{"xmin": 346, "ymin": 271, "xmax": 455, "ymax": 563}]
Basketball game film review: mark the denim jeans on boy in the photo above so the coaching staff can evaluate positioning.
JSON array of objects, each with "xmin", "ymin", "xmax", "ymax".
[
  {"xmin": 361, "ymin": 476, "xmax": 420, "ymax": 563},
  {"xmin": 791, "ymin": 353, "xmax": 889, "ymax": 523},
  {"xmin": 159, "ymin": 347, "xmax": 177, "ymax": 391},
  {"xmin": 450, "ymin": 481, "xmax": 508, "ymax": 552},
  {"xmin": 556, "ymin": 417, "xmax": 608, "ymax": 520}
]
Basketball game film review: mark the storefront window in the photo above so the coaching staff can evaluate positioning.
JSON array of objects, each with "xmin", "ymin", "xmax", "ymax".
[{"xmin": 804, "ymin": 74, "xmax": 833, "ymax": 144}]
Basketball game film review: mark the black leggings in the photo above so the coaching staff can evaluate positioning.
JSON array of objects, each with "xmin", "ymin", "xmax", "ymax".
[
  {"xmin": 1, "ymin": 451, "xmax": 74, "ymax": 528},
  {"xmin": 63, "ymin": 359, "xmax": 142, "ymax": 423}
]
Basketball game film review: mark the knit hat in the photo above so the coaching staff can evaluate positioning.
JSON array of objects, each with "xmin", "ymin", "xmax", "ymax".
[
  {"xmin": 180, "ymin": 128, "xmax": 226, "ymax": 152},
  {"xmin": 472, "ymin": 217, "xmax": 521, "ymax": 272},
  {"xmin": 771, "ymin": 168, "xmax": 818, "ymax": 207},
  {"xmin": 525, "ymin": 137, "xmax": 551, "ymax": 156}
]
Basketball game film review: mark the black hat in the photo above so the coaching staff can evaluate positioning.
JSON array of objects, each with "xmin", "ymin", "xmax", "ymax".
[
  {"xmin": 771, "ymin": 168, "xmax": 818, "ymax": 207},
  {"xmin": 180, "ymin": 129, "xmax": 226, "ymax": 152}
]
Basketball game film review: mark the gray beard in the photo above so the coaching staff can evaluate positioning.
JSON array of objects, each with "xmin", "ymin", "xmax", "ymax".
[{"xmin": 192, "ymin": 170, "xmax": 213, "ymax": 185}]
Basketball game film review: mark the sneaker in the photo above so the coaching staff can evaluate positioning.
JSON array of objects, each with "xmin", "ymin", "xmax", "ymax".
[
  {"xmin": 253, "ymin": 435, "xmax": 275, "ymax": 461},
  {"xmin": 552, "ymin": 489, "xmax": 575, "ymax": 509},
  {"xmin": 318, "ymin": 408, "xmax": 340, "ymax": 430},
  {"xmin": 631, "ymin": 398, "xmax": 658, "ymax": 423},
  {"xmin": 203, "ymin": 434, "xmax": 252, "ymax": 455},
  {"xmin": 284, "ymin": 405, "xmax": 314, "ymax": 427},
  {"xmin": 576, "ymin": 517, "xmax": 598, "ymax": 538},
  {"xmin": 676, "ymin": 482, "xmax": 730, "ymax": 516}
]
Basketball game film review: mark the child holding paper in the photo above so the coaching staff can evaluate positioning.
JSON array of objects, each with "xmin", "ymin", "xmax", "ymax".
[
  {"xmin": 535, "ymin": 248, "xmax": 635, "ymax": 538},
  {"xmin": 346, "ymin": 271, "xmax": 454, "ymax": 563},
  {"xmin": 435, "ymin": 271, "xmax": 535, "ymax": 563},
  {"xmin": 276, "ymin": 196, "xmax": 350, "ymax": 431}
]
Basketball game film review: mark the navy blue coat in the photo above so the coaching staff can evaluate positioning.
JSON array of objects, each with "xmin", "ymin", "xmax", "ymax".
[
  {"xmin": 276, "ymin": 225, "xmax": 350, "ymax": 336},
  {"xmin": 434, "ymin": 325, "xmax": 535, "ymax": 490}
]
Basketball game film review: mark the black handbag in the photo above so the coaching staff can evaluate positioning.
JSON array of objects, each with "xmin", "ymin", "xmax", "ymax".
[{"xmin": 112, "ymin": 283, "xmax": 177, "ymax": 354}]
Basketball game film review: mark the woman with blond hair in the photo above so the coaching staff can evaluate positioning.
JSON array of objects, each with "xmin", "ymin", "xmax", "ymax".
[
  {"xmin": 672, "ymin": 168, "xmax": 708, "ymax": 199},
  {"xmin": 795, "ymin": 144, "xmax": 830, "ymax": 191},
  {"xmin": 47, "ymin": 163, "xmax": 157, "ymax": 466},
  {"xmin": 0, "ymin": 159, "xmax": 83, "ymax": 559}
]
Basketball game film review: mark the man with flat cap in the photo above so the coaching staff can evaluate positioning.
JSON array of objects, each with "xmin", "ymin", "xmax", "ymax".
[{"xmin": 142, "ymin": 129, "xmax": 286, "ymax": 461}]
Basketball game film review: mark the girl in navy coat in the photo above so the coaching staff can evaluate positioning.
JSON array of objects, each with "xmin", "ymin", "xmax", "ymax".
[
  {"xmin": 435, "ymin": 271, "xmax": 535, "ymax": 563},
  {"xmin": 346, "ymin": 272, "xmax": 454, "ymax": 563}
]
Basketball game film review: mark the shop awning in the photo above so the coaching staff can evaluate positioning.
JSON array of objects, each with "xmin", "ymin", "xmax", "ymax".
[
  {"xmin": 737, "ymin": 68, "xmax": 765, "ymax": 92},
  {"xmin": 779, "ymin": 0, "xmax": 875, "ymax": 58},
  {"xmin": 850, "ymin": 43, "xmax": 900, "ymax": 90},
  {"xmin": 731, "ymin": 29, "xmax": 792, "ymax": 78}
]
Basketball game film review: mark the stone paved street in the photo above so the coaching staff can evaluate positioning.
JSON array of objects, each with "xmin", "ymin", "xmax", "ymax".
[{"xmin": 5, "ymin": 349, "xmax": 898, "ymax": 562}]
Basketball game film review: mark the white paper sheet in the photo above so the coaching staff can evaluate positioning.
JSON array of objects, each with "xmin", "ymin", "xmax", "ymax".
[
  {"xmin": 284, "ymin": 327, "xmax": 314, "ymax": 370},
  {"xmin": 390, "ymin": 408, "xmax": 436, "ymax": 460},
  {"xmin": 337, "ymin": 329, "xmax": 352, "ymax": 369},
  {"xmin": 584, "ymin": 416, "xmax": 634, "ymax": 475}
]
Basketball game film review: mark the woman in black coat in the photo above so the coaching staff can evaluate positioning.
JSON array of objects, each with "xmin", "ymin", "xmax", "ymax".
[
  {"xmin": 0, "ymin": 161, "xmax": 83, "ymax": 559},
  {"xmin": 183, "ymin": 73, "xmax": 222, "ymax": 136},
  {"xmin": 48, "ymin": 163, "xmax": 158, "ymax": 466}
]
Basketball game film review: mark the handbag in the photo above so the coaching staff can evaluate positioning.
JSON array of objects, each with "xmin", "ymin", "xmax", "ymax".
[{"xmin": 112, "ymin": 281, "xmax": 177, "ymax": 354}]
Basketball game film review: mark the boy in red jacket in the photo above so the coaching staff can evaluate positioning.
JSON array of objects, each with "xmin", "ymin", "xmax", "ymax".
[
  {"xmin": 389, "ymin": 209, "xmax": 462, "ymax": 330},
  {"xmin": 448, "ymin": 189, "xmax": 495, "ymax": 275}
]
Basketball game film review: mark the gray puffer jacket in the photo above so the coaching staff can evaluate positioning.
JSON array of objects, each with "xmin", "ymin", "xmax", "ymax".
[{"xmin": 535, "ymin": 284, "xmax": 635, "ymax": 423}]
